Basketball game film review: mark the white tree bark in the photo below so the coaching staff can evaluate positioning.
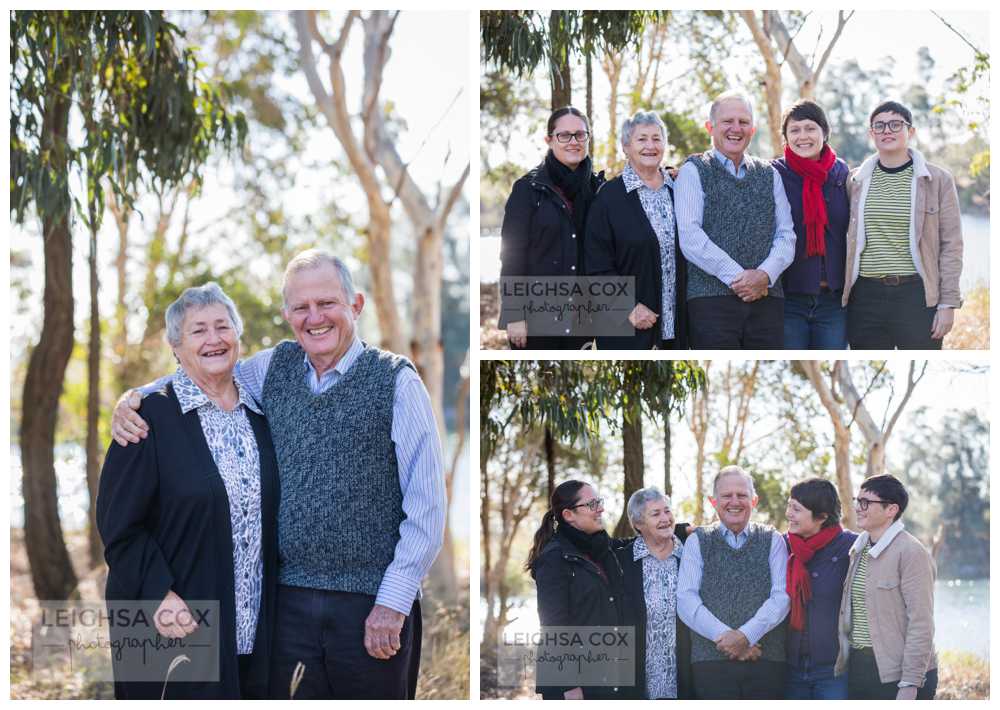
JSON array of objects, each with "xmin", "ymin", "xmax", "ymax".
[{"xmin": 764, "ymin": 10, "xmax": 854, "ymax": 99}]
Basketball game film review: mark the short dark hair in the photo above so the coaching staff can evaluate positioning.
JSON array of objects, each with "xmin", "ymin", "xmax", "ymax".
[
  {"xmin": 869, "ymin": 100, "xmax": 913, "ymax": 127},
  {"xmin": 860, "ymin": 474, "xmax": 909, "ymax": 521},
  {"xmin": 547, "ymin": 106, "xmax": 590, "ymax": 136},
  {"xmin": 781, "ymin": 99, "xmax": 830, "ymax": 143},
  {"xmin": 789, "ymin": 478, "xmax": 841, "ymax": 528}
]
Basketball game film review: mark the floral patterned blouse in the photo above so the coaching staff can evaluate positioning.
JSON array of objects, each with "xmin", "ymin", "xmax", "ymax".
[
  {"xmin": 173, "ymin": 367, "xmax": 263, "ymax": 655},
  {"xmin": 633, "ymin": 534, "xmax": 683, "ymax": 699}
]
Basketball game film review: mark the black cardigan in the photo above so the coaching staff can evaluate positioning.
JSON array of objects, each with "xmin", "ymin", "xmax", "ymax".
[
  {"xmin": 97, "ymin": 383, "xmax": 280, "ymax": 699},
  {"xmin": 584, "ymin": 174, "xmax": 688, "ymax": 349}
]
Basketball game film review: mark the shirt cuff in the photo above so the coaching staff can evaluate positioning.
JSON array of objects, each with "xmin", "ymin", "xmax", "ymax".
[
  {"xmin": 898, "ymin": 681, "xmax": 918, "ymax": 688},
  {"xmin": 374, "ymin": 569, "xmax": 421, "ymax": 616},
  {"xmin": 936, "ymin": 304, "xmax": 956, "ymax": 310},
  {"xmin": 737, "ymin": 622, "xmax": 762, "ymax": 647}
]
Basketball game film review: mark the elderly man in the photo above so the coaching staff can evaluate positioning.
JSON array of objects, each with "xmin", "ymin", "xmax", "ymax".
[
  {"xmin": 677, "ymin": 466, "xmax": 790, "ymax": 699},
  {"xmin": 111, "ymin": 249, "xmax": 446, "ymax": 699},
  {"xmin": 675, "ymin": 91, "xmax": 797, "ymax": 348}
]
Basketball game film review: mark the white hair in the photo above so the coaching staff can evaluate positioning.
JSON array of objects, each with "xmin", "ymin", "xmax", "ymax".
[
  {"xmin": 165, "ymin": 282, "xmax": 243, "ymax": 347},
  {"xmin": 708, "ymin": 91, "xmax": 755, "ymax": 125},
  {"xmin": 627, "ymin": 486, "xmax": 671, "ymax": 531},
  {"xmin": 281, "ymin": 248, "xmax": 356, "ymax": 306},
  {"xmin": 620, "ymin": 110, "xmax": 668, "ymax": 149},
  {"xmin": 712, "ymin": 465, "xmax": 756, "ymax": 498}
]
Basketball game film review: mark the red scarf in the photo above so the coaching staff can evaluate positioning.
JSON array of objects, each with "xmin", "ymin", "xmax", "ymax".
[
  {"xmin": 783, "ymin": 144, "xmax": 837, "ymax": 257},
  {"xmin": 786, "ymin": 523, "xmax": 843, "ymax": 631}
]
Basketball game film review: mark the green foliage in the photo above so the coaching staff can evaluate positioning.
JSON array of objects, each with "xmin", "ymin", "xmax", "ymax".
[{"xmin": 660, "ymin": 110, "xmax": 710, "ymax": 165}]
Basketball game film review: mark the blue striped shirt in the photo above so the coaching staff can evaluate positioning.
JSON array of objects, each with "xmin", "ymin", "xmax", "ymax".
[{"xmin": 675, "ymin": 149, "xmax": 797, "ymax": 288}]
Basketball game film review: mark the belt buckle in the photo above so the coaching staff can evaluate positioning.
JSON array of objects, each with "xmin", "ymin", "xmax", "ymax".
[{"xmin": 882, "ymin": 275, "xmax": 902, "ymax": 286}]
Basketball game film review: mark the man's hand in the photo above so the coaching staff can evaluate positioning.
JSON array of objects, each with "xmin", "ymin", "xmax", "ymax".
[
  {"xmin": 154, "ymin": 590, "xmax": 198, "ymax": 638},
  {"xmin": 111, "ymin": 390, "xmax": 148, "ymax": 446},
  {"xmin": 735, "ymin": 644, "xmax": 762, "ymax": 662},
  {"xmin": 931, "ymin": 308, "xmax": 955, "ymax": 340},
  {"xmin": 563, "ymin": 687, "xmax": 584, "ymax": 700},
  {"xmin": 507, "ymin": 320, "xmax": 528, "ymax": 349},
  {"xmin": 730, "ymin": 269, "xmax": 769, "ymax": 302},
  {"xmin": 716, "ymin": 629, "xmax": 750, "ymax": 659},
  {"xmin": 364, "ymin": 604, "xmax": 405, "ymax": 660},
  {"xmin": 628, "ymin": 303, "xmax": 659, "ymax": 330},
  {"xmin": 896, "ymin": 686, "xmax": 919, "ymax": 700}
]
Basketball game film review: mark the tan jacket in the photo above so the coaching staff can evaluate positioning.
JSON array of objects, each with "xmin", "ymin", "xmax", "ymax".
[
  {"xmin": 834, "ymin": 521, "xmax": 937, "ymax": 686},
  {"xmin": 842, "ymin": 148, "xmax": 964, "ymax": 308}
]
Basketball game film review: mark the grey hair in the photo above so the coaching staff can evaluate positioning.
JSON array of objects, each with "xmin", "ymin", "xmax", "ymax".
[
  {"xmin": 620, "ymin": 110, "xmax": 668, "ymax": 149},
  {"xmin": 708, "ymin": 91, "xmax": 755, "ymax": 125},
  {"xmin": 627, "ymin": 486, "xmax": 671, "ymax": 531},
  {"xmin": 165, "ymin": 282, "xmax": 244, "ymax": 347},
  {"xmin": 282, "ymin": 248, "xmax": 356, "ymax": 306},
  {"xmin": 712, "ymin": 465, "xmax": 756, "ymax": 498}
]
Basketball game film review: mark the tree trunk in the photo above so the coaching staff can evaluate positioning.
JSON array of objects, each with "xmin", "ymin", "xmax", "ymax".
[
  {"xmin": 549, "ymin": 11, "xmax": 572, "ymax": 109},
  {"xmin": 614, "ymin": 405, "xmax": 644, "ymax": 537},
  {"xmin": 663, "ymin": 417, "xmax": 672, "ymax": 497},
  {"xmin": 544, "ymin": 426, "xmax": 556, "ymax": 500},
  {"xmin": 21, "ymin": 71, "xmax": 79, "ymax": 601},
  {"xmin": 602, "ymin": 51, "xmax": 623, "ymax": 169},
  {"xmin": 738, "ymin": 10, "xmax": 784, "ymax": 156},
  {"xmin": 108, "ymin": 192, "xmax": 131, "ymax": 394},
  {"xmin": 86, "ymin": 222, "xmax": 103, "ymax": 569},
  {"xmin": 585, "ymin": 48, "xmax": 593, "ymax": 155}
]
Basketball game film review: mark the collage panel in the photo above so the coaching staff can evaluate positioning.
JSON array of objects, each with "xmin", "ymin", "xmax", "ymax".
[
  {"xmin": 479, "ymin": 359, "xmax": 989, "ymax": 700},
  {"xmin": 480, "ymin": 10, "xmax": 989, "ymax": 352}
]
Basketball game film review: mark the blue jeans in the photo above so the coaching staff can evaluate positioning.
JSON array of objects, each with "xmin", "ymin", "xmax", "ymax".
[
  {"xmin": 783, "ymin": 290, "xmax": 848, "ymax": 349},
  {"xmin": 785, "ymin": 661, "xmax": 849, "ymax": 700}
]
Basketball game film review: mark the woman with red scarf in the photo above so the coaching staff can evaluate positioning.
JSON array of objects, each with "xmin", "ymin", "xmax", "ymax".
[
  {"xmin": 773, "ymin": 100, "xmax": 851, "ymax": 349},
  {"xmin": 784, "ymin": 478, "xmax": 857, "ymax": 699}
]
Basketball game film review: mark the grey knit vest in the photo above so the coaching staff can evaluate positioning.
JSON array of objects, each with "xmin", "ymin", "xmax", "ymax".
[
  {"xmin": 689, "ymin": 522, "xmax": 786, "ymax": 663},
  {"xmin": 685, "ymin": 152, "xmax": 781, "ymax": 300},
  {"xmin": 261, "ymin": 340, "xmax": 412, "ymax": 595}
]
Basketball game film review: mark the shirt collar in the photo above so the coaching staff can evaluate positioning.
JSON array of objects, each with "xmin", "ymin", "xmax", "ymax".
[
  {"xmin": 302, "ymin": 336, "xmax": 364, "ymax": 381},
  {"xmin": 710, "ymin": 148, "xmax": 747, "ymax": 176},
  {"xmin": 851, "ymin": 519, "xmax": 906, "ymax": 559},
  {"xmin": 622, "ymin": 162, "xmax": 673, "ymax": 193},
  {"xmin": 722, "ymin": 524, "xmax": 749, "ymax": 545},
  {"xmin": 633, "ymin": 534, "xmax": 683, "ymax": 562},
  {"xmin": 173, "ymin": 366, "xmax": 262, "ymax": 416}
]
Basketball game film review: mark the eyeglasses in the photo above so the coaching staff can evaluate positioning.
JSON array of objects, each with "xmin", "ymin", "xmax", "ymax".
[
  {"xmin": 551, "ymin": 130, "xmax": 590, "ymax": 144},
  {"xmin": 870, "ymin": 120, "xmax": 910, "ymax": 134},
  {"xmin": 569, "ymin": 497, "xmax": 604, "ymax": 512},
  {"xmin": 854, "ymin": 496, "xmax": 893, "ymax": 511}
]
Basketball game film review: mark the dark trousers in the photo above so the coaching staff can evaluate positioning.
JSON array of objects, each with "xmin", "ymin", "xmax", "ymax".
[
  {"xmin": 269, "ymin": 585, "xmax": 421, "ymax": 699},
  {"xmin": 687, "ymin": 295, "xmax": 784, "ymax": 349},
  {"xmin": 847, "ymin": 277, "xmax": 942, "ymax": 350},
  {"xmin": 692, "ymin": 659, "xmax": 785, "ymax": 699},
  {"xmin": 848, "ymin": 647, "xmax": 937, "ymax": 699}
]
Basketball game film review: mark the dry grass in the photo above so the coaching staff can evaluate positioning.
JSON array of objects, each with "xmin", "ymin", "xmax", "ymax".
[
  {"xmin": 936, "ymin": 650, "xmax": 990, "ymax": 699},
  {"xmin": 480, "ymin": 281, "xmax": 508, "ymax": 350},
  {"xmin": 416, "ymin": 595, "xmax": 470, "ymax": 699},
  {"xmin": 945, "ymin": 284, "xmax": 989, "ymax": 350}
]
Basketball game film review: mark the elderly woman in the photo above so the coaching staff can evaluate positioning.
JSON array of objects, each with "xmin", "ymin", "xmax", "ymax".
[
  {"xmin": 499, "ymin": 106, "xmax": 605, "ymax": 349},
  {"xmin": 97, "ymin": 283, "xmax": 279, "ymax": 699},
  {"xmin": 526, "ymin": 480, "xmax": 626, "ymax": 700},
  {"xmin": 614, "ymin": 488, "xmax": 693, "ymax": 699},
  {"xmin": 783, "ymin": 479, "xmax": 857, "ymax": 699},
  {"xmin": 585, "ymin": 110, "xmax": 687, "ymax": 349}
]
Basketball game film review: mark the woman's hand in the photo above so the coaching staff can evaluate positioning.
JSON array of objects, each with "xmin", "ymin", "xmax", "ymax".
[
  {"xmin": 930, "ymin": 308, "xmax": 955, "ymax": 340},
  {"xmin": 154, "ymin": 590, "xmax": 199, "ymax": 638},
  {"xmin": 628, "ymin": 304, "xmax": 659, "ymax": 330},
  {"xmin": 507, "ymin": 320, "xmax": 528, "ymax": 348},
  {"xmin": 563, "ymin": 687, "xmax": 584, "ymax": 700}
]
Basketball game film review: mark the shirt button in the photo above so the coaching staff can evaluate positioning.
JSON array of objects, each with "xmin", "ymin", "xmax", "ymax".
[
  {"xmin": 609, "ymin": 596, "xmax": 614, "ymax": 602},
  {"xmin": 812, "ymin": 572, "xmax": 819, "ymax": 578},
  {"xmin": 570, "ymin": 265, "xmax": 576, "ymax": 271},
  {"xmin": 571, "ymin": 233, "xmax": 576, "ymax": 239}
]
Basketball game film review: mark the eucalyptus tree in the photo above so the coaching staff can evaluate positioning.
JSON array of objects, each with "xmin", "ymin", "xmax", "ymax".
[{"xmin": 10, "ymin": 10, "xmax": 245, "ymax": 600}]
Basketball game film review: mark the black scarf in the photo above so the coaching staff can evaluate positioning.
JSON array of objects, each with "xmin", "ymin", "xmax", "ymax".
[
  {"xmin": 557, "ymin": 520, "xmax": 611, "ymax": 562},
  {"xmin": 544, "ymin": 150, "xmax": 595, "ymax": 237}
]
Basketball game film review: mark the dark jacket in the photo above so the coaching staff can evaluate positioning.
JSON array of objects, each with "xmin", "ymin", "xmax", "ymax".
[
  {"xmin": 773, "ymin": 157, "xmax": 851, "ymax": 295},
  {"xmin": 97, "ymin": 383, "xmax": 280, "ymax": 699},
  {"xmin": 531, "ymin": 529, "xmax": 626, "ymax": 700},
  {"xmin": 615, "ymin": 537, "xmax": 694, "ymax": 699},
  {"xmin": 784, "ymin": 529, "xmax": 858, "ymax": 668},
  {"xmin": 584, "ymin": 173, "xmax": 688, "ymax": 349},
  {"xmin": 499, "ymin": 160, "xmax": 604, "ymax": 348}
]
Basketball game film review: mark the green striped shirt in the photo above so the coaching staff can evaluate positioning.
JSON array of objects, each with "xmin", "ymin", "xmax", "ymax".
[
  {"xmin": 859, "ymin": 161, "xmax": 916, "ymax": 277},
  {"xmin": 850, "ymin": 542, "xmax": 874, "ymax": 648}
]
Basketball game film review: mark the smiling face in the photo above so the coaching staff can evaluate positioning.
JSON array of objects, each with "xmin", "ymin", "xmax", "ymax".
[
  {"xmin": 623, "ymin": 123, "xmax": 665, "ymax": 174},
  {"xmin": 174, "ymin": 303, "xmax": 240, "ymax": 385},
  {"xmin": 869, "ymin": 110, "xmax": 915, "ymax": 157},
  {"xmin": 562, "ymin": 484, "xmax": 605, "ymax": 534},
  {"xmin": 710, "ymin": 471, "xmax": 757, "ymax": 534},
  {"xmin": 282, "ymin": 262, "xmax": 364, "ymax": 371},
  {"xmin": 636, "ymin": 497, "xmax": 675, "ymax": 545},
  {"xmin": 545, "ymin": 113, "xmax": 589, "ymax": 170},
  {"xmin": 786, "ymin": 497, "xmax": 825, "ymax": 538},
  {"xmin": 855, "ymin": 488, "xmax": 898, "ymax": 533},
  {"xmin": 707, "ymin": 98, "xmax": 756, "ymax": 164},
  {"xmin": 784, "ymin": 117, "xmax": 825, "ymax": 160}
]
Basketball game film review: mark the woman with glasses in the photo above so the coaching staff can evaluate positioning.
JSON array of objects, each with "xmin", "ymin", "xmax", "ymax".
[
  {"xmin": 526, "ymin": 480, "xmax": 626, "ymax": 699},
  {"xmin": 499, "ymin": 107, "xmax": 605, "ymax": 349},
  {"xmin": 585, "ymin": 110, "xmax": 687, "ymax": 349},
  {"xmin": 783, "ymin": 479, "xmax": 857, "ymax": 699},
  {"xmin": 841, "ymin": 100, "xmax": 964, "ymax": 349},
  {"xmin": 772, "ymin": 100, "xmax": 851, "ymax": 349},
  {"xmin": 834, "ymin": 475, "xmax": 938, "ymax": 699}
]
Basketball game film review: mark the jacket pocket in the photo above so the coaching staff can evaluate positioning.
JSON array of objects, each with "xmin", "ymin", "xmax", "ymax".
[{"xmin": 875, "ymin": 580, "xmax": 899, "ymax": 590}]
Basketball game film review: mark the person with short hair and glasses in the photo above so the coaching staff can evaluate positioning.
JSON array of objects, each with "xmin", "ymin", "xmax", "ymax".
[
  {"xmin": 842, "ymin": 100, "xmax": 964, "ymax": 349},
  {"xmin": 834, "ymin": 474, "xmax": 938, "ymax": 699},
  {"xmin": 499, "ymin": 107, "xmax": 605, "ymax": 349}
]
